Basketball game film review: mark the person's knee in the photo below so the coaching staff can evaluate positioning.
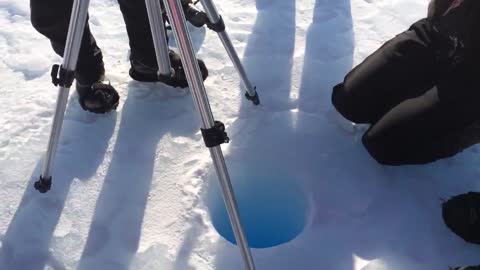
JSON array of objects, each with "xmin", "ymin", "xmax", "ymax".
[
  {"xmin": 30, "ymin": 8, "xmax": 44, "ymax": 33},
  {"xmin": 30, "ymin": 3, "xmax": 52, "ymax": 34},
  {"xmin": 332, "ymin": 83, "xmax": 371, "ymax": 124},
  {"xmin": 30, "ymin": 1, "xmax": 68, "ymax": 35},
  {"xmin": 361, "ymin": 131, "xmax": 401, "ymax": 165}
]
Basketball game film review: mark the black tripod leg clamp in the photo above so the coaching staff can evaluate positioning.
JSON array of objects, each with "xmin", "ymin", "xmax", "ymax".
[
  {"xmin": 206, "ymin": 16, "xmax": 226, "ymax": 32},
  {"xmin": 201, "ymin": 121, "xmax": 230, "ymax": 147},
  {"xmin": 34, "ymin": 176, "xmax": 52, "ymax": 193},
  {"xmin": 51, "ymin": 64, "xmax": 75, "ymax": 88}
]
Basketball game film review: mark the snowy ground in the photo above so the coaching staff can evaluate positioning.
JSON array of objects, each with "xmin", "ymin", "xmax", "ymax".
[{"xmin": 1, "ymin": 0, "xmax": 480, "ymax": 269}]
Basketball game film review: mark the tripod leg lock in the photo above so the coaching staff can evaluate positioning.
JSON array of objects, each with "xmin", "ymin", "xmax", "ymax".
[
  {"xmin": 206, "ymin": 16, "xmax": 226, "ymax": 33},
  {"xmin": 51, "ymin": 64, "xmax": 75, "ymax": 88},
  {"xmin": 201, "ymin": 121, "xmax": 230, "ymax": 147},
  {"xmin": 34, "ymin": 175, "xmax": 52, "ymax": 193}
]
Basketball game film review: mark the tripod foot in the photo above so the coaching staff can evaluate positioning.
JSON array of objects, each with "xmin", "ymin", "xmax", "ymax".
[
  {"xmin": 34, "ymin": 176, "xmax": 52, "ymax": 193},
  {"xmin": 245, "ymin": 89, "xmax": 260, "ymax": 105}
]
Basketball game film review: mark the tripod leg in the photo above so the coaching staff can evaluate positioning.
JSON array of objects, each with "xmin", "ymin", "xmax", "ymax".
[
  {"xmin": 200, "ymin": 0, "xmax": 260, "ymax": 105},
  {"xmin": 145, "ymin": 0, "xmax": 172, "ymax": 76},
  {"xmin": 162, "ymin": 0, "xmax": 256, "ymax": 269},
  {"xmin": 35, "ymin": 0, "xmax": 91, "ymax": 193}
]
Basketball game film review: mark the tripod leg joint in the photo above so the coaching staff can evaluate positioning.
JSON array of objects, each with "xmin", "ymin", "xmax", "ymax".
[
  {"xmin": 201, "ymin": 121, "xmax": 230, "ymax": 147},
  {"xmin": 51, "ymin": 64, "xmax": 75, "ymax": 88}
]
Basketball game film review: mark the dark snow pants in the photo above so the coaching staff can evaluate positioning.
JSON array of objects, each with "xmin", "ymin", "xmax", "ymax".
[
  {"xmin": 30, "ymin": 0, "xmax": 159, "ymax": 83},
  {"xmin": 332, "ymin": 19, "xmax": 480, "ymax": 165}
]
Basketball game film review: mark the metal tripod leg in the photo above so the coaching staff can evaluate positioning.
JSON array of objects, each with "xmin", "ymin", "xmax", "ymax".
[
  {"xmin": 35, "ymin": 0, "xmax": 91, "ymax": 193},
  {"xmin": 200, "ymin": 0, "xmax": 260, "ymax": 105},
  {"xmin": 161, "ymin": 0, "xmax": 256, "ymax": 269},
  {"xmin": 145, "ymin": 0, "xmax": 172, "ymax": 76}
]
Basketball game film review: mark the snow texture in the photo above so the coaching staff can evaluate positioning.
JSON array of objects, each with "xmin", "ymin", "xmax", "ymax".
[{"xmin": 1, "ymin": 0, "xmax": 480, "ymax": 269}]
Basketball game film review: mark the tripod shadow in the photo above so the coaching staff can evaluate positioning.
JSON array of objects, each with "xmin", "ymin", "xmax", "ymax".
[
  {"xmin": 0, "ymin": 96, "xmax": 117, "ymax": 270},
  {"xmin": 297, "ymin": 0, "xmax": 354, "ymax": 114},
  {"xmin": 292, "ymin": 3, "xmax": 357, "ymax": 266},
  {"xmin": 77, "ymin": 82, "xmax": 197, "ymax": 270},
  {"xmin": 212, "ymin": 0, "xmax": 355, "ymax": 269},
  {"xmin": 238, "ymin": 0, "xmax": 297, "ymax": 116},
  {"xmin": 172, "ymin": 221, "xmax": 202, "ymax": 270}
]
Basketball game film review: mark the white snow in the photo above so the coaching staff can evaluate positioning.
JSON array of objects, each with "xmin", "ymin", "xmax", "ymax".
[{"xmin": 1, "ymin": 0, "xmax": 480, "ymax": 269}]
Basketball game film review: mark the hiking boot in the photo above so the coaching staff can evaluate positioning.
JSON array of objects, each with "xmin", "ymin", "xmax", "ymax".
[
  {"xmin": 76, "ymin": 66, "xmax": 119, "ymax": 114},
  {"xmin": 161, "ymin": 0, "xmax": 208, "ymax": 28},
  {"xmin": 442, "ymin": 192, "xmax": 480, "ymax": 244},
  {"xmin": 183, "ymin": 2, "xmax": 208, "ymax": 27},
  {"xmin": 129, "ymin": 50, "xmax": 208, "ymax": 88}
]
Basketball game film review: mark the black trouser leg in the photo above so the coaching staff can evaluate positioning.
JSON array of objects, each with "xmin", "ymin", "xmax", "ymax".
[
  {"xmin": 362, "ymin": 87, "xmax": 479, "ymax": 165},
  {"xmin": 30, "ymin": 0, "xmax": 104, "ymax": 84},
  {"xmin": 332, "ymin": 19, "xmax": 440, "ymax": 124},
  {"xmin": 117, "ymin": 0, "xmax": 160, "ymax": 69},
  {"xmin": 332, "ymin": 19, "xmax": 480, "ymax": 165}
]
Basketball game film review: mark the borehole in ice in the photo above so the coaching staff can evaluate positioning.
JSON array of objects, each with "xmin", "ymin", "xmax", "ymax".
[{"xmin": 206, "ymin": 168, "xmax": 309, "ymax": 249}]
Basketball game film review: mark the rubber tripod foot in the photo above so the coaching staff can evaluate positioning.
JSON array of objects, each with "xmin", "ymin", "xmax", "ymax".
[
  {"xmin": 34, "ymin": 176, "xmax": 52, "ymax": 193},
  {"xmin": 245, "ymin": 90, "xmax": 260, "ymax": 105}
]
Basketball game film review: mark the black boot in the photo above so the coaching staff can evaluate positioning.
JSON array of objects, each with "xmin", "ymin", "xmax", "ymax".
[
  {"xmin": 451, "ymin": 266, "xmax": 480, "ymax": 270},
  {"xmin": 182, "ymin": 1, "xmax": 208, "ymax": 28},
  {"xmin": 161, "ymin": 0, "xmax": 208, "ymax": 28},
  {"xmin": 129, "ymin": 50, "xmax": 208, "ymax": 88},
  {"xmin": 442, "ymin": 192, "xmax": 480, "ymax": 244},
  {"xmin": 76, "ymin": 64, "xmax": 120, "ymax": 114}
]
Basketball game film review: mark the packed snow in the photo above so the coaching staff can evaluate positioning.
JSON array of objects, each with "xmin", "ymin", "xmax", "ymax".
[{"xmin": 1, "ymin": 0, "xmax": 480, "ymax": 269}]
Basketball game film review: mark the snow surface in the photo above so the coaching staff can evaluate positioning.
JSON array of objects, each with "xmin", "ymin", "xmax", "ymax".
[{"xmin": 1, "ymin": 0, "xmax": 480, "ymax": 269}]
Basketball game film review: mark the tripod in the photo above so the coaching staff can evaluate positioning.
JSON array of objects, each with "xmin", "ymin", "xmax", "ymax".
[{"xmin": 33, "ymin": 0, "xmax": 259, "ymax": 268}]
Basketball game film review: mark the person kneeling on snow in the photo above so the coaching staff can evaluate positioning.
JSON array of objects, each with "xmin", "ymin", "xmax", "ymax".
[
  {"xmin": 30, "ymin": 0, "xmax": 208, "ymax": 114},
  {"xmin": 331, "ymin": 0, "xmax": 480, "ymax": 165}
]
